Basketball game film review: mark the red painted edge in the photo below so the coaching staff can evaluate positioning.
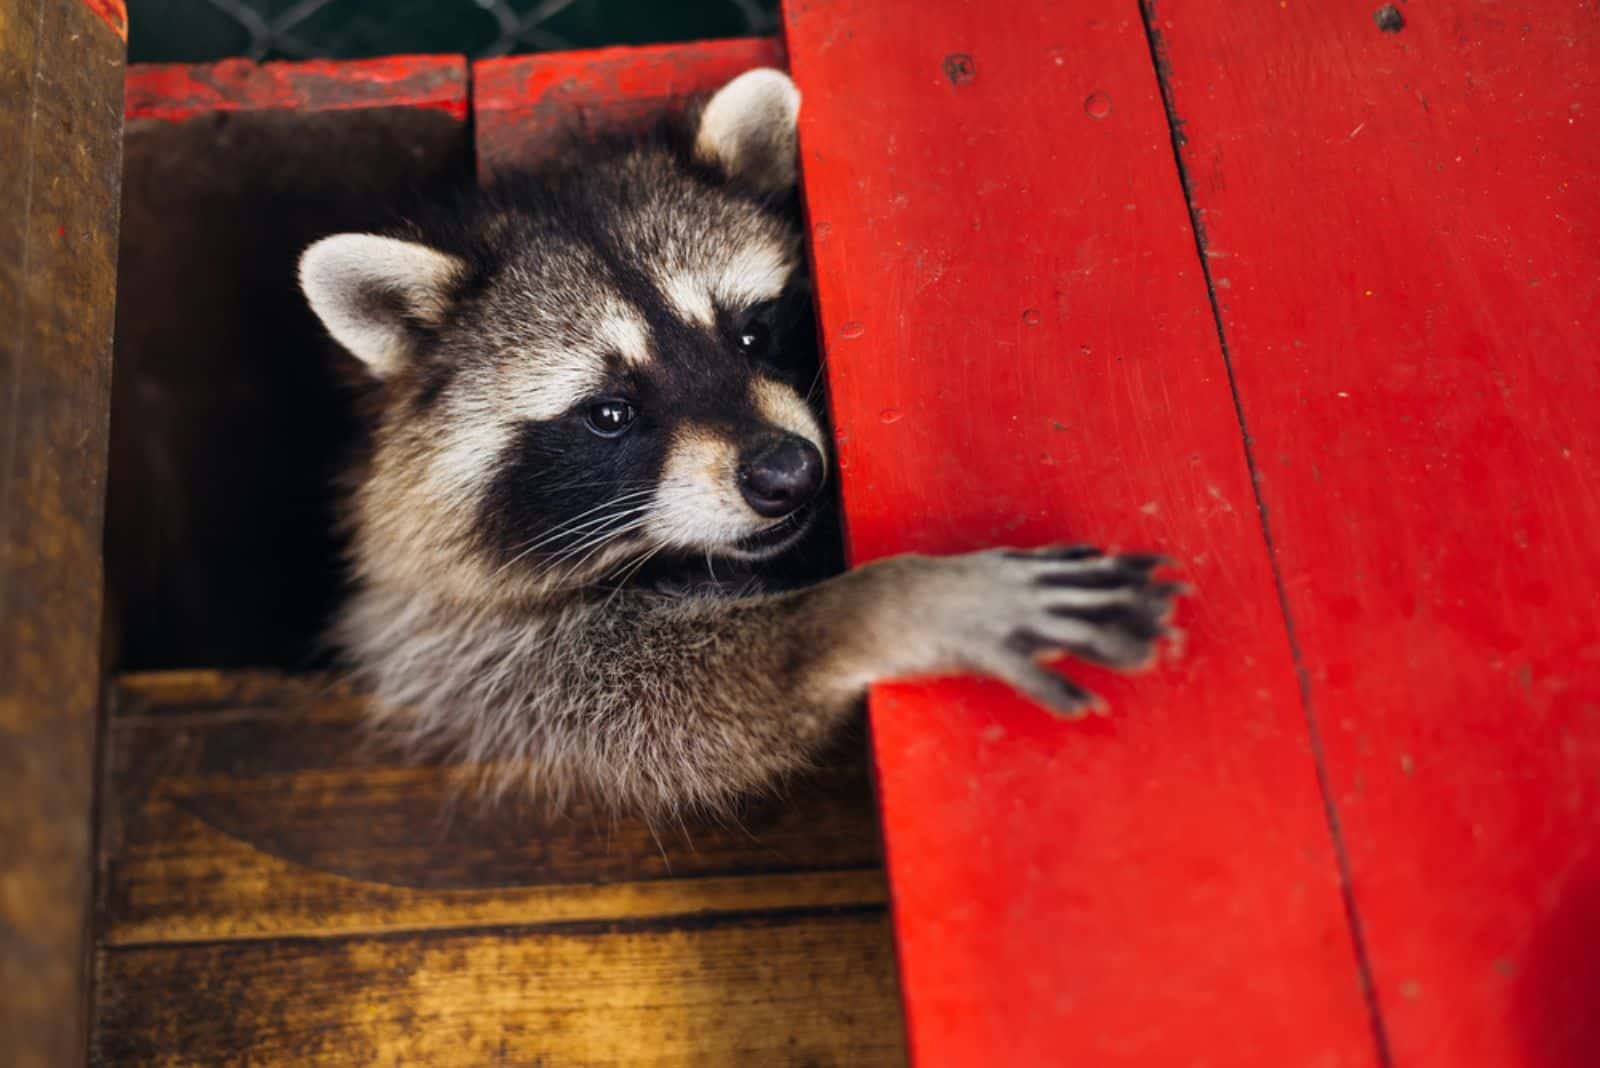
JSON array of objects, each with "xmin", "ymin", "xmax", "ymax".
[
  {"xmin": 473, "ymin": 37, "xmax": 783, "ymax": 178},
  {"xmin": 124, "ymin": 55, "xmax": 469, "ymax": 123},
  {"xmin": 81, "ymin": 0, "xmax": 127, "ymax": 41},
  {"xmin": 474, "ymin": 36, "xmax": 784, "ymax": 113}
]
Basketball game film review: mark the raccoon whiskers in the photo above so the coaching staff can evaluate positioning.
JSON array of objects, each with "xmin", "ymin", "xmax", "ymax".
[
  {"xmin": 547, "ymin": 508, "xmax": 654, "ymax": 563},
  {"xmin": 491, "ymin": 492, "xmax": 658, "ymax": 578},
  {"xmin": 598, "ymin": 542, "xmax": 670, "ymax": 612},
  {"xmin": 534, "ymin": 510, "xmax": 653, "ymax": 570},
  {"xmin": 804, "ymin": 360, "xmax": 828, "ymax": 406},
  {"xmin": 539, "ymin": 512, "xmax": 657, "ymax": 582},
  {"xmin": 803, "ymin": 332, "xmax": 832, "ymax": 406},
  {"xmin": 513, "ymin": 489, "xmax": 658, "ymax": 552},
  {"xmin": 541, "ymin": 477, "xmax": 660, "ymax": 495}
]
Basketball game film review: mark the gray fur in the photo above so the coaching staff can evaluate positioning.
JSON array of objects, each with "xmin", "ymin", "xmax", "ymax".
[{"xmin": 302, "ymin": 70, "xmax": 1184, "ymax": 820}]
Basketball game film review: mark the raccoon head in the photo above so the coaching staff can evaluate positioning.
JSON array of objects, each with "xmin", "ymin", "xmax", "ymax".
[{"xmin": 300, "ymin": 70, "xmax": 826, "ymax": 604}]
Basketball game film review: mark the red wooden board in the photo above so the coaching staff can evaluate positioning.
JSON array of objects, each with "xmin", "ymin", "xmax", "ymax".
[
  {"xmin": 1149, "ymin": 2, "xmax": 1600, "ymax": 1064},
  {"xmin": 784, "ymin": 2, "xmax": 1379, "ymax": 1064},
  {"xmin": 124, "ymin": 56, "xmax": 468, "ymax": 123},
  {"xmin": 80, "ymin": 0, "xmax": 126, "ymax": 40},
  {"xmin": 474, "ymin": 38, "xmax": 783, "ymax": 179}
]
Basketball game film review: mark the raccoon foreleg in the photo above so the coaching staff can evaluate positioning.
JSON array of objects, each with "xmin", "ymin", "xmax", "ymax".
[{"xmin": 558, "ymin": 545, "xmax": 1179, "ymax": 814}]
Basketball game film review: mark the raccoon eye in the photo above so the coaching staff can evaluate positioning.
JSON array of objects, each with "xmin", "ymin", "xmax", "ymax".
[
  {"xmin": 737, "ymin": 320, "xmax": 772, "ymax": 357},
  {"xmin": 585, "ymin": 399, "xmax": 636, "ymax": 437},
  {"xmin": 733, "ymin": 299, "xmax": 779, "ymax": 359}
]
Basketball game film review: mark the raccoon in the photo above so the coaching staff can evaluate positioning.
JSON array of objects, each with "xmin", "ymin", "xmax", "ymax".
[{"xmin": 298, "ymin": 69, "xmax": 1182, "ymax": 818}]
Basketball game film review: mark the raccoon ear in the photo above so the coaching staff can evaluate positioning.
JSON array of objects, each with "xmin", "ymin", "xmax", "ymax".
[
  {"xmin": 694, "ymin": 68, "xmax": 800, "ymax": 194},
  {"xmin": 298, "ymin": 233, "xmax": 466, "ymax": 379}
]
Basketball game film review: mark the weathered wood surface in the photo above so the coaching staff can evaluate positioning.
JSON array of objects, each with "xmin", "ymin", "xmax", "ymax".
[
  {"xmin": 101, "ymin": 672, "xmax": 886, "ymax": 945},
  {"xmin": 783, "ymin": 1, "xmax": 1381, "ymax": 1064},
  {"xmin": 125, "ymin": 56, "xmax": 468, "ymax": 123},
  {"xmin": 1149, "ymin": 1, "xmax": 1600, "ymax": 1064},
  {"xmin": 0, "ymin": 1, "xmax": 124, "ymax": 1065},
  {"xmin": 94, "ymin": 910, "xmax": 903, "ymax": 1067},
  {"xmin": 93, "ymin": 671, "xmax": 900, "ymax": 1064},
  {"xmin": 475, "ymin": 37, "xmax": 784, "ymax": 178}
]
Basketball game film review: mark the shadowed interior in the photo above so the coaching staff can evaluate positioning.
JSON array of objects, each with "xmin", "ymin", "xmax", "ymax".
[{"xmin": 107, "ymin": 106, "xmax": 471, "ymax": 669}]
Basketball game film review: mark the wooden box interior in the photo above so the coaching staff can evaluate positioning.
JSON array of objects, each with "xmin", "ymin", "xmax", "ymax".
[
  {"xmin": 90, "ymin": 52, "xmax": 905, "ymax": 1067},
  {"xmin": 108, "ymin": 102, "xmax": 470, "ymax": 670}
]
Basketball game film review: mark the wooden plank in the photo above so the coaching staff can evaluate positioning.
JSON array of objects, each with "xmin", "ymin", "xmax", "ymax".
[
  {"xmin": 474, "ymin": 38, "xmax": 784, "ymax": 178},
  {"xmin": 100, "ymin": 673, "xmax": 886, "ymax": 945},
  {"xmin": 1145, "ymin": 1, "xmax": 1600, "ymax": 1063},
  {"xmin": 782, "ymin": 2, "xmax": 1383, "ymax": 1064},
  {"xmin": 124, "ymin": 56, "xmax": 469, "ymax": 122},
  {"xmin": 0, "ymin": 0, "xmax": 124, "ymax": 1064},
  {"xmin": 92, "ymin": 910, "xmax": 905, "ymax": 1067},
  {"xmin": 107, "ymin": 62, "xmax": 471, "ymax": 670}
]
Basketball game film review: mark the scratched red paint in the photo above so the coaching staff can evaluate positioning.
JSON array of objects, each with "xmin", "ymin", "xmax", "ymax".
[
  {"xmin": 474, "ymin": 38, "xmax": 784, "ymax": 178},
  {"xmin": 124, "ymin": 56, "xmax": 468, "ymax": 123},
  {"xmin": 80, "ymin": 0, "xmax": 126, "ymax": 39},
  {"xmin": 1150, "ymin": 0, "xmax": 1600, "ymax": 1064},
  {"xmin": 784, "ymin": 1, "xmax": 1378, "ymax": 1063}
]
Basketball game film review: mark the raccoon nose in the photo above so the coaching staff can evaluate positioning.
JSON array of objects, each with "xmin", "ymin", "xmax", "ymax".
[{"xmin": 738, "ymin": 436, "xmax": 824, "ymax": 518}]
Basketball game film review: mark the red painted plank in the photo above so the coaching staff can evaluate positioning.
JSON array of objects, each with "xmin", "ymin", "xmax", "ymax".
[
  {"xmin": 474, "ymin": 38, "xmax": 784, "ymax": 178},
  {"xmin": 784, "ymin": 2, "xmax": 1379, "ymax": 1064},
  {"xmin": 1148, "ymin": 1, "xmax": 1600, "ymax": 1064},
  {"xmin": 80, "ymin": 0, "xmax": 126, "ymax": 40},
  {"xmin": 124, "ymin": 56, "xmax": 468, "ymax": 123}
]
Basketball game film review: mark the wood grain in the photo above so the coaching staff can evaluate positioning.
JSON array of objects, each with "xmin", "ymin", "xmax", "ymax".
[
  {"xmin": 0, "ymin": 1, "xmax": 124, "ymax": 1065},
  {"xmin": 1148, "ymin": 1, "xmax": 1600, "ymax": 1064},
  {"xmin": 783, "ymin": 1, "xmax": 1379, "ymax": 1064},
  {"xmin": 95, "ymin": 672, "xmax": 900, "ymax": 1064},
  {"xmin": 101, "ymin": 672, "xmax": 887, "ymax": 945},
  {"xmin": 93, "ymin": 910, "xmax": 905, "ymax": 1067}
]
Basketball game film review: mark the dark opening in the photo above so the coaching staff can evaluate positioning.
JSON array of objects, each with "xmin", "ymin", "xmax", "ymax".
[{"xmin": 106, "ymin": 106, "xmax": 472, "ymax": 669}]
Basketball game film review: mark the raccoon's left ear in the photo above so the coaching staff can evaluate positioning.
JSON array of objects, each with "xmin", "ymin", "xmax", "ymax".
[
  {"xmin": 299, "ymin": 233, "xmax": 466, "ymax": 379},
  {"xmin": 694, "ymin": 68, "xmax": 800, "ymax": 194}
]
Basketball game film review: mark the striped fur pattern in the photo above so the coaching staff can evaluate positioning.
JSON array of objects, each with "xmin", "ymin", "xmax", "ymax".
[{"xmin": 300, "ymin": 70, "xmax": 1183, "ymax": 819}]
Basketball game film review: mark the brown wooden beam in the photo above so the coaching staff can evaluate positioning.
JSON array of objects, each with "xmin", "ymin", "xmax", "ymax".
[{"xmin": 0, "ymin": 1, "xmax": 125, "ymax": 1064}]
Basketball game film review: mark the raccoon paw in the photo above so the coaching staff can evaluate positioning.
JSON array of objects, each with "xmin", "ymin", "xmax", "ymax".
[{"xmin": 953, "ymin": 545, "xmax": 1184, "ymax": 717}]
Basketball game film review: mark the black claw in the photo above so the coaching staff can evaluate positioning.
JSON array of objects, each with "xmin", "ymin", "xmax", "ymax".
[
  {"xmin": 1013, "ymin": 625, "xmax": 1151, "ymax": 671},
  {"xmin": 1005, "ymin": 544, "xmax": 1103, "ymax": 562},
  {"xmin": 1048, "ymin": 602, "xmax": 1165, "ymax": 641},
  {"xmin": 1007, "ymin": 628, "xmax": 1059, "ymax": 657},
  {"xmin": 1032, "ymin": 670, "xmax": 1098, "ymax": 717},
  {"xmin": 1068, "ymin": 641, "xmax": 1152, "ymax": 670},
  {"xmin": 1045, "ymin": 544, "xmax": 1105, "ymax": 561},
  {"xmin": 1037, "ymin": 568, "xmax": 1134, "ymax": 590},
  {"xmin": 1116, "ymin": 552, "xmax": 1173, "ymax": 573},
  {"xmin": 1038, "ymin": 555, "xmax": 1180, "ymax": 592}
]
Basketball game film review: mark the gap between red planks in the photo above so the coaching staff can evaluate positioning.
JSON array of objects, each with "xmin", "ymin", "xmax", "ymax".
[
  {"xmin": 1150, "ymin": 1, "xmax": 1600, "ymax": 1064},
  {"xmin": 784, "ymin": 1, "xmax": 1380, "ymax": 1064}
]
